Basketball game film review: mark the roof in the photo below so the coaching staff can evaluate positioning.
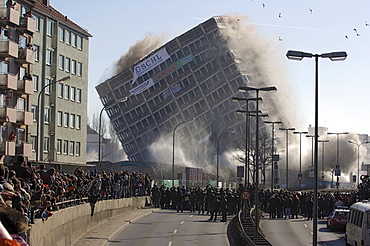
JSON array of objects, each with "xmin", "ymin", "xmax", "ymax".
[
  {"xmin": 33, "ymin": 0, "xmax": 92, "ymax": 37},
  {"xmin": 350, "ymin": 201, "xmax": 370, "ymax": 212}
]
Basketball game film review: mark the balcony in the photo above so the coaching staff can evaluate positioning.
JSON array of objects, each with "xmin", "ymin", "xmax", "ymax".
[
  {"xmin": 0, "ymin": 107, "xmax": 16, "ymax": 123},
  {"xmin": 18, "ymin": 16, "xmax": 36, "ymax": 34},
  {"xmin": 15, "ymin": 141, "xmax": 32, "ymax": 157},
  {"xmin": 0, "ymin": 141, "xmax": 16, "ymax": 156},
  {"xmin": 15, "ymin": 47, "xmax": 34, "ymax": 64},
  {"xmin": 0, "ymin": 7, "xmax": 20, "ymax": 26},
  {"xmin": 0, "ymin": 40, "xmax": 19, "ymax": 58},
  {"xmin": 15, "ymin": 79, "xmax": 33, "ymax": 95},
  {"xmin": 16, "ymin": 110, "xmax": 33, "ymax": 126},
  {"xmin": 0, "ymin": 73, "xmax": 17, "ymax": 90}
]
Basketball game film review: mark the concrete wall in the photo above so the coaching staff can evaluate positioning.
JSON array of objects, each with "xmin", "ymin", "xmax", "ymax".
[{"xmin": 28, "ymin": 197, "xmax": 150, "ymax": 246}]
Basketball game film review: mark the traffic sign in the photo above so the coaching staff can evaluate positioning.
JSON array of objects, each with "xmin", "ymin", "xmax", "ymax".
[{"xmin": 241, "ymin": 191, "xmax": 251, "ymax": 200}]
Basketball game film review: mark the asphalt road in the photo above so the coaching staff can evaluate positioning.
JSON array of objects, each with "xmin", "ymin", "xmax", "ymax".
[
  {"xmin": 107, "ymin": 209, "xmax": 231, "ymax": 246},
  {"xmin": 261, "ymin": 216, "xmax": 346, "ymax": 246}
]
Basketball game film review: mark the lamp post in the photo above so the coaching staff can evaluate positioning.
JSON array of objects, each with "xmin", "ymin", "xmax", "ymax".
[
  {"xmin": 318, "ymin": 139, "xmax": 329, "ymax": 187},
  {"xmin": 239, "ymin": 85, "xmax": 277, "ymax": 238},
  {"xmin": 266, "ymin": 121, "xmax": 283, "ymax": 190},
  {"xmin": 328, "ymin": 132, "xmax": 349, "ymax": 189},
  {"xmin": 232, "ymin": 97, "xmax": 262, "ymax": 187},
  {"xmin": 279, "ymin": 127, "xmax": 295, "ymax": 190},
  {"xmin": 36, "ymin": 76, "xmax": 71, "ymax": 166},
  {"xmin": 172, "ymin": 119, "xmax": 193, "ymax": 187},
  {"xmin": 98, "ymin": 97, "xmax": 128, "ymax": 172},
  {"xmin": 293, "ymin": 131, "xmax": 308, "ymax": 188},
  {"xmin": 348, "ymin": 140, "xmax": 369, "ymax": 186},
  {"xmin": 306, "ymin": 134, "xmax": 316, "ymax": 189},
  {"xmin": 216, "ymin": 131, "xmax": 235, "ymax": 187},
  {"xmin": 287, "ymin": 49, "xmax": 347, "ymax": 246}
]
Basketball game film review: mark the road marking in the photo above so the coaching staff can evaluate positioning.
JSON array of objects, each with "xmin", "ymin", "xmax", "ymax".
[
  {"xmin": 304, "ymin": 224, "xmax": 308, "ymax": 228},
  {"xmin": 168, "ymin": 241, "xmax": 172, "ymax": 246},
  {"xmin": 311, "ymin": 232, "xmax": 313, "ymax": 235},
  {"xmin": 189, "ymin": 215, "xmax": 193, "ymax": 217},
  {"xmin": 173, "ymin": 229, "xmax": 177, "ymax": 234},
  {"xmin": 180, "ymin": 221, "xmax": 185, "ymax": 224}
]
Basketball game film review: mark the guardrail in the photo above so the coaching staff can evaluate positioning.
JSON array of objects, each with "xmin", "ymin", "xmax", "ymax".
[{"xmin": 237, "ymin": 209, "xmax": 272, "ymax": 246}]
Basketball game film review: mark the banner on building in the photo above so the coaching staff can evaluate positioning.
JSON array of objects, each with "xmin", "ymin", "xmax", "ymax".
[{"xmin": 132, "ymin": 48, "xmax": 170, "ymax": 84}]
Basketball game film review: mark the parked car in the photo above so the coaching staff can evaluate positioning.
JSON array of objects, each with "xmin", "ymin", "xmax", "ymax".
[{"xmin": 327, "ymin": 207, "xmax": 350, "ymax": 230}]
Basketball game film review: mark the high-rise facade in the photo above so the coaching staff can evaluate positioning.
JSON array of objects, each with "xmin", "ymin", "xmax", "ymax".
[
  {"xmin": 96, "ymin": 16, "xmax": 275, "ymax": 164},
  {"xmin": 0, "ymin": 0, "xmax": 91, "ymax": 168}
]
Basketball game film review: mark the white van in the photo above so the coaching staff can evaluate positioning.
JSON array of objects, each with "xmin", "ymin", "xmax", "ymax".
[{"xmin": 346, "ymin": 200, "xmax": 370, "ymax": 246}]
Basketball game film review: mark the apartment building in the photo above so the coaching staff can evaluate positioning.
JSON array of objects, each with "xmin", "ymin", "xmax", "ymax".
[
  {"xmin": 0, "ymin": 0, "xmax": 91, "ymax": 168},
  {"xmin": 96, "ymin": 16, "xmax": 278, "ymax": 165}
]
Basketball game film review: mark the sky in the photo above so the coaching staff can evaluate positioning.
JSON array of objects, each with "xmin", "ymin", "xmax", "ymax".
[{"xmin": 51, "ymin": 0, "xmax": 370, "ymax": 135}]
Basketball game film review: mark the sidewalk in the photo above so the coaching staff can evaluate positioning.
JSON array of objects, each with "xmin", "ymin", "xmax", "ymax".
[{"xmin": 73, "ymin": 207, "xmax": 159, "ymax": 246}]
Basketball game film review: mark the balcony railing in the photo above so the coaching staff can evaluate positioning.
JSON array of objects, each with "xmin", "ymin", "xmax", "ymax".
[
  {"xmin": 15, "ymin": 78, "xmax": 34, "ymax": 95},
  {"xmin": 18, "ymin": 16, "xmax": 36, "ymax": 34},
  {"xmin": 16, "ymin": 110, "xmax": 33, "ymax": 126},
  {"xmin": 15, "ymin": 140, "xmax": 32, "ymax": 157},
  {"xmin": 0, "ymin": 73, "xmax": 17, "ymax": 90},
  {"xmin": 0, "ymin": 7, "xmax": 20, "ymax": 26},
  {"xmin": 15, "ymin": 47, "xmax": 34, "ymax": 64},
  {"xmin": 0, "ymin": 107, "xmax": 16, "ymax": 123},
  {"xmin": 0, "ymin": 141, "xmax": 16, "ymax": 156},
  {"xmin": 0, "ymin": 40, "xmax": 19, "ymax": 58}
]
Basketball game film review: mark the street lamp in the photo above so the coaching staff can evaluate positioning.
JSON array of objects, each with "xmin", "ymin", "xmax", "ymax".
[
  {"xmin": 327, "ymin": 132, "xmax": 349, "ymax": 188},
  {"xmin": 293, "ymin": 131, "xmax": 308, "ymax": 188},
  {"xmin": 239, "ymin": 85, "xmax": 277, "ymax": 238},
  {"xmin": 232, "ymin": 96, "xmax": 262, "ymax": 187},
  {"xmin": 98, "ymin": 97, "xmax": 128, "ymax": 172},
  {"xmin": 287, "ymin": 49, "xmax": 347, "ymax": 246},
  {"xmin": 279, "ymin": 127, "xmax": 295, "ymax": 190},
  {"xmin": 348, "ymin": 140, "xmax": 369, "ymax": 186},
  {"xmin": 265, "ymin": 121, "xmax": 283, "ymax": 190},
  {"xmin": 172, "ymin": 119, "xmax": 193, "ymax": 187},
  {"xmin": 318, "ymin": 139, "xmax": 329, "ymax": 187},
  {"xmin": 36, "ymin": 75, "xmax": 71, "ymax": 166},
  {"xmin": 216, "ymin": 131, "xmax": 235, "ymax": 187}
]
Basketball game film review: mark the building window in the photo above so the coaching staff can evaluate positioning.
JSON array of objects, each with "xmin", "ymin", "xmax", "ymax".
[
  {"xmin": 70, "ymin": 87, "xmax": 75, "ymax": 101},
  {"xmin": 46, "ymin": 49, "xmax": 52, "ymax": 65},
  {"xmin": 65, "ymin": 57, "xmax": 70, "ymax": 72},
  {"xmin": 65, "ymin": 30, "xmax": 70, "ymax": 45},
  {"xmin": 76, "ymin": 115, "xmax": 81, "ymax": 130},
  {"xmin": 33, "ymin": 75, "xmax": 38, "ymax": 91},
  {"xmin": 57, "ymin": 111, "xmax": 62, "ymax": 126},
  {"xmin": 45, "ymin": 78, "xmax": 51, "ymax": 94},
  {"xmin": 69, "ymin": 141, "xmax": 74, "ymax": 155},
  {"xmin": 56, "ymin": 139, "xmax": 62, "ymax": 154},
  {"xmin": 76, "ymin": 142, "xmax": 80, "ymax": 156},
  {"xmin": 44, "ymin": 108, "xmax": 49, "ymax": 123},
  {"xmin": 17, "ymin": 97, "xmax": 25, "ymax": 111},
  {"xmin": 33, "ymin": 45, "xmax": 39, "ymax": 61},
  {"xmin": 71, "ymin": 33, "xmax": 76, "ymax": 47},
  {"xmin": 31, "ymin": 136, "xmax": 36, "ymax": 151},
  {"xmin": 43, "ymin": 137, "xmax": 49, "ymax": 153},
  {"xmin": 70, "ymin": 114, "xmax": 75, "ymax": 128},
  {"xmin": 71, "ymin": 60, "xmax": 76, "ymax": 74},
  {"xmin": 64, "ymin": 85, "xmax": 70, "ymax": 100},
  {"xmin": 34, "ymin": 15, "xmax": 40, "ymax": 32},
  {"xmin": 76, "ymin": 88, "xmax": 81, "ymax": 103},
  {"xmin": 59, "ymin": 55, "xmax": 64, "ymax": 70},
  {"xmin": 77, "ymin": 36, "xmax": 82, "ymax": 50},
  {"xmin": 77, "ymin": 62, "xmax": 82, "ymax": 76},
  {"xmin": 57, "ymin": 83, "xmax": 63, "ymax": 98},
  {"xmin": 59, "ymin": 27, "xmax": 64, "ymax": 42},
  {"xmin": 46, "ymin": 20, "xmax": 53, "ymax": 36},
  {"xmin": 31, "ymin": 105, "xmax": 37, "ymax": 121},
  {"xmin": 63, "ymin": 140, "xmax": 68, "ymax": 155},
  {"xmin": 63, "ymin": 112, "xmax": 69, "ymax": 127}
]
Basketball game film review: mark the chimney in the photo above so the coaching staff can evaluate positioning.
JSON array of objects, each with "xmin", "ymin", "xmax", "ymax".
[{"xmin": 42, "ymin": 0, "xmax": 50, "ymax": 6}]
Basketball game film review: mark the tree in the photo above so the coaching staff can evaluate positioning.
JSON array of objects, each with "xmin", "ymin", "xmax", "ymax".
[{"xmin": 233, "ymin": 134, "xmax": 272, "ymax": 186}]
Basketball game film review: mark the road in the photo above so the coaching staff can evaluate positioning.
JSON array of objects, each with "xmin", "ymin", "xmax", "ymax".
[
  {"xmin": 261, "ymin": 216, "xmax": 345, "ymax": 246},
  {"xmin": 107, "ymin": 209, "xmax": 231, "ymax": 246}
]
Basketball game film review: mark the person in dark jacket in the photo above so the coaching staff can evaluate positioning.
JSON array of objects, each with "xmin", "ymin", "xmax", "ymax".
[{"xmin": 208, "ymin": 193, "xmax": 221, "ymax": 222}]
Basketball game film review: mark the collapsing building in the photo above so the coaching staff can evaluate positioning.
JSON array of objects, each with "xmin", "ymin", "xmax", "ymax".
[{"xmin": 96, "ymin": 16, "xmax": 293, "ymax": 169}]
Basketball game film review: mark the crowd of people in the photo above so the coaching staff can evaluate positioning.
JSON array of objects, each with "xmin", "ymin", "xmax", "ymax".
[{"xmin": 0, "ymin": 154, "xmax": 153, "ymax": 246}]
